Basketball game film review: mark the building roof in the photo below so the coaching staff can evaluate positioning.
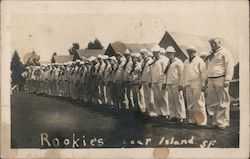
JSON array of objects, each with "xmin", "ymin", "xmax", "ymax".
[
  {"xmin": 105, "ymin": 41, "xmax": 155, "ymax": 56},
  {"xmin": 40, "ymin": 61, "xmax": 51, "ymax": 65},
  {"xmin": 54, "ymin": 55, "xmax": 73, "ymax": 63},
  {"xmin": 125, "ymin": 43, "xmax": 155, "ymax": 53},
  {"xmin": 77, "ymin": 49, "xmax": 106, "ymax": 58},
  {"xmin": 108, "ymin": 41, "xmax": 127, "ymax": 55}
]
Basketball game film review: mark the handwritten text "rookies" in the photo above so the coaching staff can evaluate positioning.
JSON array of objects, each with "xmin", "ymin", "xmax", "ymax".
[{"xmin": 40, "ymin": 133, "xmax": 104, "ymax": 148}]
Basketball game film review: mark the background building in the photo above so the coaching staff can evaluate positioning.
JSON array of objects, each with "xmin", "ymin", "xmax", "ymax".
[{"xmin": 105, "ymin": 42, "xmax": 155, "ymax": 56}]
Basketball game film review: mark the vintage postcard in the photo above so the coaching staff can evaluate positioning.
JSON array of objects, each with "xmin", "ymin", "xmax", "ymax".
[{"xmin": 1, "ymin": 0, "xmax": 249, "ymax": 158}]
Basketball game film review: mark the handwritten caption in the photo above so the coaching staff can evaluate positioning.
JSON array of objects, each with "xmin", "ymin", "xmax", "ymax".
[{"xmin": 40, "ymin": 133, "xmax": 216, "ymax": 148}]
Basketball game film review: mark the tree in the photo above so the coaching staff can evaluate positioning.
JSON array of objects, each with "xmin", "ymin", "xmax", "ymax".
[
  {"xmin": 73, "ymin": 43, "xmax": 80, "ymax": 50},
  {"xmin": 87, "ymin": 38, "xmax": 104, "ymax": 49},
  {"xmin": 69, "ymin": 42, "xmax": 80, "ymax": 55},
  {"xmin": 87, "ymin": 42, "xmax": 94, "ymax": 49},
  {"xmin": 68, "ymin": 43, "xmax": 80, "ymax": 61},
  {"xmin": 51, "ymin": 52, "xmax": 57, "ymax": 63},
  {"xmin": 93, "ymin": 39, "xmax": 104, "ymax": 49},
  {"xmin": 23, "ymin": 51, "xmax": 40, "ymax": 66},
  {"xmin": 11, "ymin": 50, "xmax": 25, "ymax": 90}
]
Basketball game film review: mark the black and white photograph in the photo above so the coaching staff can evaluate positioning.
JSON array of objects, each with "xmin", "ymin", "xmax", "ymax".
[{"xmin": 1, "ymin": 0, "xmax": 249, "ymax": 158}]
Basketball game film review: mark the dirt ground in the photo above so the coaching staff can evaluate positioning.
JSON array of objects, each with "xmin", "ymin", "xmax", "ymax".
[{"xmin": 11, "ymin": 92, "xmax": 239, "ymax": 148}]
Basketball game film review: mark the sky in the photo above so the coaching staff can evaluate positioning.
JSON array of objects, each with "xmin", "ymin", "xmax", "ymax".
[{"xmin": 6, "ymin": 0, "xmax": 248, "ymax": 63}]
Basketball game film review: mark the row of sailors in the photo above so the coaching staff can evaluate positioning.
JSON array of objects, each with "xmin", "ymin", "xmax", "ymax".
[{"xmin": 23, "ymin": 38, "xmax": 234, "ymax": 129}]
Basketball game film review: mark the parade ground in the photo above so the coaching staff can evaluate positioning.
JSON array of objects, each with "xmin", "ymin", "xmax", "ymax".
[{"xmin": 11, "ymin": 92, "xmax": 239, "ymax": 148}]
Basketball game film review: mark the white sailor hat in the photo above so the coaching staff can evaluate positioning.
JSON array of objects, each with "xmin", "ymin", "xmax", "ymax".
[
  {"xmin": 124, "ymin": 49, "xmax": 131, "ymax": 55},
  {"xmin": 102, "ymin": 55, "xmax": 109, "ymax": 60},
  {"xmin": 148, "ymin": 52, "xmax": 153, "ymax": 57},
  {"xmin": 88, "ymin": 56, "xmax": 96, "ymax": 62},
  {"xmin": 120, "ymin": 56, "xmax": 126, "ymax": 61},
  {"xmin": 87, "ymin": 56, "xmax": 93, "ymax": 62},
  {"xmin": 166, "ymin": 46, "xmax": 176, "ymax": 53},
  {"xmin": 160, "ymin": 48, "xmax": 166, "ymax": 54},
  {"xmin": 208, "ymin": 37, "xmax": 220, "ymax": 43},
  {"xmin": 34, "ymin": 66, "xmax": 40, "ymax": 69},
  {"xmin": 109, "ymin": 56, "xmax": 116, "ymax": 61},
  {"xmin": 131, "ymin": 53, "xmax": 141, "ymax": 58},
  {"xmin": 76, "ymin": 59, "xmax": 81, "ymax": 63},
  {"xmin": 151, "ymin": 45, "xmax": 161, "ymax": 52},
  {"xmin": 81, "ymin": 57, "xmax": 86, "ymax": 60},
  {"xmin": 136, "ymin": 53, "xmax": 141, "ymax": 57},
  {"xmin": 139, "ymin": 48, "xmax": 149, "ymax": 54},
  {"xmin": 97, "ymin": 54, "xmax": 102, "ymax": 59},
  {"xmin": 131, "ymin": 53, "xmax": 136, "ymax": 57},
  {"xmin": 84, "ymin": 61, "xmax": 90, "ymax": 64},
  {"xmin": 116, "ymin": 52, "xmax": 122, "ymax": 56},
  {"xmin": 199, "ymin": 51, "xmax": 210, "ymax": 57},
  {"xmin": 186, "ymin": 46, "xmax": 197, "ymax": 52}
]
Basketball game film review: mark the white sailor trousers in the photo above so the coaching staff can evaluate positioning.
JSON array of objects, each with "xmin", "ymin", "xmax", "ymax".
[
  {"xmin": 116, "ymin": 81, "xmax": 125, "ymax": 107},
  {"xmin": 151, "ymin": 83, "xmax": 169, "ymax": 116},
  {"xmin": 207, "ymin": 77, "xmax": 230, "ymax": 127},
  {"xmin": 168, "ymin": 84, "xmax": 186, "ymax": 119},
  {"xmin": 98, "ymin": 80, "xmax": 105, "ymax": 104},
  {"xmin": 185, "ymin": 85, "xmax": 207, "ymax": 125},
  {"xmin": 105, "ymin": 81, "xmax": 112, "ymax": 105},
  {"xmin": 123, "ymin": 81, "xmax": 133, "ymax": 108},
  {"xmin": 63, "ymin": 80, "xmax": 68, "ymax": 97},
  {"xmin": 132, "ymin": 84, "xmax": 145, "ymax": 112},
  {"xmin": 141, "ymin": 82, "xmax": 154, "ymax": 114}
]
